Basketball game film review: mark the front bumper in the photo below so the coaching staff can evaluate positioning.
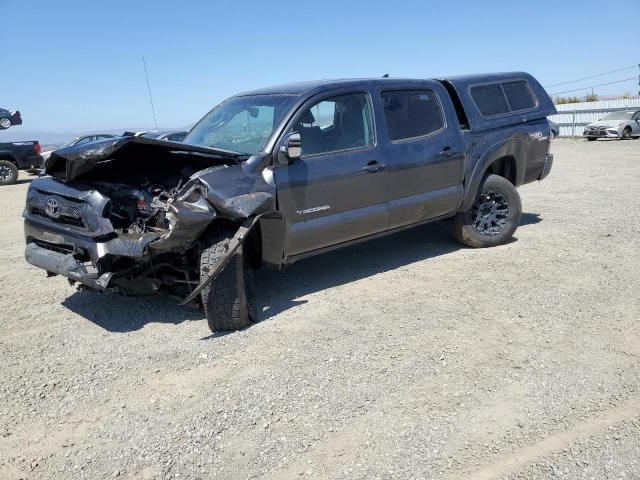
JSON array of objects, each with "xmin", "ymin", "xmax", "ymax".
[
  {"xmin": 24, "ymin": 218, "xmax": 113, "ymax": 290},
  {"xmin": 538, "ymin": 153, "xmax": 553, "ymax": 181},
  {"xmin": 24, "ymin": 217, "xmax": 158, "ymax": 291},
  {"xmin": 583, "ymin": 126, "xmax": 622, "ymax": 138},
  {"xmin": 25, "ymin": 242, "xmax": 113, "ymax": 291}
]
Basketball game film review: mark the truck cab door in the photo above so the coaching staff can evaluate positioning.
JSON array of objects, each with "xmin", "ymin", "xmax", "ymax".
[
  {"xmin": 376, "ymin": 84, "xmax": 465, "ymax": 229},
  {"xmin": 274, "ymin": 91, "xmax": 388, "ymax": 258}
]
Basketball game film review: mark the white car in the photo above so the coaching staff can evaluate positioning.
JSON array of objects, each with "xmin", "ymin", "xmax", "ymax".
[{"xmin": 583, "ymin": 110, "xmax": 640, "ymax": 141}]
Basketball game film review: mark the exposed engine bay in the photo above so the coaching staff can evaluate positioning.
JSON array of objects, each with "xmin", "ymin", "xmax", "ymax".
[
  {"xmin": 95, "ymin": 181, "xmax": 173, "ymax": 234},
  {"xmin": 87, "ymin": 158, "xmax": 218, "ymax": 237}
]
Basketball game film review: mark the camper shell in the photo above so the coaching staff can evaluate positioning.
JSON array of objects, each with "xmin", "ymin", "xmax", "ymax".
[{"xmin": 438, "ymin": 72, "xmax": 556, "ymax": 131}]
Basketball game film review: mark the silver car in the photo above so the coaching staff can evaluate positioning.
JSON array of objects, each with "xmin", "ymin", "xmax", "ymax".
[
  {"xmin": 139, "ymin": 130, "xmax": 188, "ymax": 142},
  {"xmin": 583, "ymin": 110, "xmax": 640, "ymax": 141}
]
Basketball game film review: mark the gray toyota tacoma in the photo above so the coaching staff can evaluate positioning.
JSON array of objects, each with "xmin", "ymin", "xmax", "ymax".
[{"xmin": 24, "ymin": 72, "xmax": 555, "ymax": 332}]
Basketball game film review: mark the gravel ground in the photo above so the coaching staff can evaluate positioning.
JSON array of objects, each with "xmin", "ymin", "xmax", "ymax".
[{"xmin": 1, "ymin": 139, "xmax": 639, "ymax": 479}]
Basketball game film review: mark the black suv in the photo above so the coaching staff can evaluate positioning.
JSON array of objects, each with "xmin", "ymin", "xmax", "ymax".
[{"xmin": 24, "ymin": 72, "xmax": 555, "ymax": 332}]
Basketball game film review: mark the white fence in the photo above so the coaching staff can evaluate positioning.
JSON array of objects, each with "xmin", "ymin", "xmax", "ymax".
[{"xmin": 548, "ymin": 98, "xmax": 640, "ymax": 137}]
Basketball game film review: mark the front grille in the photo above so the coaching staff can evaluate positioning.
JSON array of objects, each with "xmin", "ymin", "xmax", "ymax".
[
  {"xmin": 31, "ymin": 207, "xmax": 85, "ymax": 228},
  {"xmin": 27, "ymin": 192, "xmax": 86, "ymax": 229},
  {"xmin": 61, "ymin": 204, "xmax": 81, "ymax": 217}
]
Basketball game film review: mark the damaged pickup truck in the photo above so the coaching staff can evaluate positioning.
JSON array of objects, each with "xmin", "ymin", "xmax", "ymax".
[{"xmin": 24, "ymin": 72, "xmax": 556, "ymax": 332}]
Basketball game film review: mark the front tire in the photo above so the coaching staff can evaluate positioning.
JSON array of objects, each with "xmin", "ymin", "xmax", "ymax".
[
  {"xmin": 451, "ymin": 174, "xmax": 522, "ymax": 248},
  {"xmin": 200, "ymin": 226, "xmax": 254, "ymax": 333},
  {"xmin": 0, "ymin": 160, "xmax": 18, "ymax": 185},
  {"xmin": 621, "ymin": 127, "xmax": 632, "ymax": 140},
  {"xmin": 586, "ymin": 137, "xmax": 598, "ymax": 141},
  {"xmin": 0, "ymin": 117, "xmax": 11, "ymax": 130}
]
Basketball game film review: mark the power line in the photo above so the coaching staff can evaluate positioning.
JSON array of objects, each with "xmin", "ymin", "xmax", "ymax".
[
  {"xmin": 549, "ymin": 76, "xmax": 637, "ymax": 96},
  {"xmin": 544, "ymin": 65, "xmax": 637, "ymax": 88}
]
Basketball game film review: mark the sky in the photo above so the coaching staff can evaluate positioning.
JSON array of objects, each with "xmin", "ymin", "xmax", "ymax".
[{"xmin": 0, "ymin": 0, "xmax": 638, "ymax": 134}]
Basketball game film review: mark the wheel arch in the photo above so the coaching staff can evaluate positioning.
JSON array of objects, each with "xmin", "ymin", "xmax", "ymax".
[
  {"xmin": 199, "ymin": 212, "xmax": 286, "ymax": 270},
  {"xmin": 0, "ymin": 153, "xmax": 18, "ymax": 165},
  {"xmin": 458, "ymin": 138, "xmax": 527, "ymax": 212}
]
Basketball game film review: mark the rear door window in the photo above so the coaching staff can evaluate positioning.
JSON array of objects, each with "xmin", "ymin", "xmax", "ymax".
[
  {"xmin": 381, "ymin": 90, "xmax": 445, "ymax": 141},
  {"xmin": 502, "ymin": 81, "xmax": 536, "ymax": 111},
  {"xmin": 470, "ymin": 84, "xmax": 510, "ymax": 117}
]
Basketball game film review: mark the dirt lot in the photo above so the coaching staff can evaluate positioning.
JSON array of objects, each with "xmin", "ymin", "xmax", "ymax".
[{"xmin": 1, "ymin": 139, "xmax": 639, "ymax": 479}]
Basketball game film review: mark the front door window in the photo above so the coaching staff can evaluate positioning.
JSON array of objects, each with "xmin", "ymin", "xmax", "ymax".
[{"xmin": 294, "ymin": 93, "xmax": 375, "ymax": 157}]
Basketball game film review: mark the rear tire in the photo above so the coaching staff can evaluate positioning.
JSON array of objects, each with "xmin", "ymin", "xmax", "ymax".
[
  {"xmin": 0, "ymin": 160, "xmax": 18, "ymax": 185},
  {"xmin": 451, "ymin": 174, "xmax": 522, "ymax": 248},
  {"xmin": 200, "ymin": 226, "xmax": 255, "ymax": 333}
]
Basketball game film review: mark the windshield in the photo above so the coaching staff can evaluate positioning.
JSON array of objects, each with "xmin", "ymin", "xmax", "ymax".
[
  {"xmin": 601, "ymin": 111, "xmax": 634, "ymax": 121},
  {"xmin": 184, "ymin": 94, "xmax": 297, "ymax": 155}
]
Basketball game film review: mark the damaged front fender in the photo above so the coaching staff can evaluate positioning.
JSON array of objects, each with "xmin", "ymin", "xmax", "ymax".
[
  {"xmin": 149, "ymin": 183, "xmax": 217, "ymax": 253},
  {"xmin": 196, "ymin": 161, "xmax": 277, "ymax": 220},
  {"xmin": 210, "ymin": 191, "xmax": 274, "ymax": 220}
]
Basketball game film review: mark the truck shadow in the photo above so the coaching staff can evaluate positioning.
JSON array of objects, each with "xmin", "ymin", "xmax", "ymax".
[
  {"xmin": 253, "ymin": 213, "xmax": 540, "ymax": 322},
  {"xmin": 252, "ymin": 219, "xmax": 481, "ymax": 322},
  {"xmin": 61, "ymin": 292, "xmax": 203, "ymax": 332},
  {"xmin": 251, "ymin": 225, "xmax": 457, "ymax": 321},
  {"xmin": 61, "ymin": 213, "xmax": 540, "ymax": 333},
  {"xmin": 520, "ymin": 212, "xmax": 542, "ymax": 226}
]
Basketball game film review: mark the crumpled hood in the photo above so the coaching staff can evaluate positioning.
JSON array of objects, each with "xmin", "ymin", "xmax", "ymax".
[{"xmin": 45, "ymin": 136, "xmax": 243, "ymax": 182}]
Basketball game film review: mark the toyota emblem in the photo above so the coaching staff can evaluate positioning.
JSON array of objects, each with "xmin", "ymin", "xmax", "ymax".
[{"xmin": 45, "ymin": 197, "xmax": 61, "ymax": 218}]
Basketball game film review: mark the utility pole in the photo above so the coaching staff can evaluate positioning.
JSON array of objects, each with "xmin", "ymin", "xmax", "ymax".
[{"xmin": 142, "ymin": 57, "xmax": 159, "ymax": 129}]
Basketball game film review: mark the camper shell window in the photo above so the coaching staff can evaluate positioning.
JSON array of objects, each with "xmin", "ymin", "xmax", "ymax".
[{"xmin": 470, "ymin": 80, "xmax": 538, "ymax": 118}]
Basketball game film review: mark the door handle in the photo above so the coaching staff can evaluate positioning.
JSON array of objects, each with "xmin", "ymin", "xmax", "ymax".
[
  {"xmin": 439, "ymin": 147, "xmax": 458, "ymax": 157},
  {"xmin": 362, "ymin": 161, "xmax": 385, "ymax": 173}
]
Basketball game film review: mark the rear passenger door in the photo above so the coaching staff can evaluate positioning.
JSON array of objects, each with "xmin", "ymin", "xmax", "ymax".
[
  {"xmin": 377, "ymin": 85, "xmax": 465, "ymax": 229},
  {"xmin": 275, "ymin": 91, "xmax": 388, "ymax": 257}
]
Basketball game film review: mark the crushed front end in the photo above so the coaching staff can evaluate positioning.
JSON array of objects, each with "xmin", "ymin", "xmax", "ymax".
[
  {"xmin": 24, "ymin": 176, "xmax": 217, "ymax": 296},
  {"xmin": 23, "ymin": 136, "xmax": 239, "ymax": 297}
]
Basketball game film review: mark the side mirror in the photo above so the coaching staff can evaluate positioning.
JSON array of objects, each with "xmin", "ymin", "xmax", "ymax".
[{"xmin": 279, "ymin": 132, "xmax": 301, "ymax": 164}]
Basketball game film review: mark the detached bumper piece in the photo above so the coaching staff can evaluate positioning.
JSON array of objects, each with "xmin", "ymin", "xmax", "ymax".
[
  {"xmin": 25, "ymin": 242, "xmax": 113, "ymax": 291},
  {"xmin": 180, "ymin": 216, "xmax": 260, "ymax": 306}
]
